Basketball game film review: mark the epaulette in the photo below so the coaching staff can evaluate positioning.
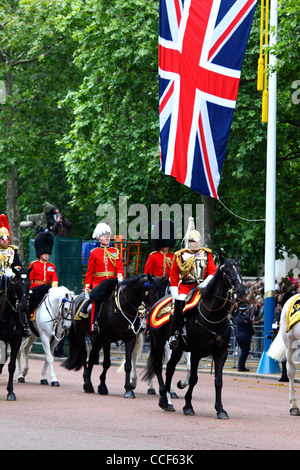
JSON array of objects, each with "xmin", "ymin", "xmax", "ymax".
[
  {"xmin": 201, "ymin": 247, "xmax": 212, "ymax": 254},
  {"xmin": 9, "ymin": 244, "xmax": 18, "ymax": 250}
]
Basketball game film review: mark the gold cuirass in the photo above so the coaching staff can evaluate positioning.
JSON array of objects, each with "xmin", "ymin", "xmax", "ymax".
[{"xmin": 0, "ymin": 246, "xmax": 15, "ymax": 273}]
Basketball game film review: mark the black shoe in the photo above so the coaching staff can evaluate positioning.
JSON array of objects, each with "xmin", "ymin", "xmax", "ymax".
[
  {"xmin": 278, "ymin": 376, "xmax": 289, "ymax": 382},
  {"xmin": 238, "ymin": 368, "xmax": 249, "ymax": 372}
]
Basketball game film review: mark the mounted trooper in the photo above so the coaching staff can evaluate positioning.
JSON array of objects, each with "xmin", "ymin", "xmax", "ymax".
[
  {"xmin": 0, "ymin": 214, "xmax": 31, "ymax": 337},
  {"xmin": 168, "ymin": 216, "xmax": 217, "ymax": 350}
]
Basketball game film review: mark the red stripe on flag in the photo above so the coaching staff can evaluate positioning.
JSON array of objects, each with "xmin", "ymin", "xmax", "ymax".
[{"xmin": 198, "ymin": 112, "xmax": 218, "ymax": 198}]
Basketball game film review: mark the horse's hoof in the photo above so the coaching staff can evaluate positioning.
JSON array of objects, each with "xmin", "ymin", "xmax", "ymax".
[
  {"xmin": 40, "ymin": 379, "xmax": 49, "ymax": 385},
  {"xmin": 7, "ymin": 393, "xmax": 16, "ymax": 401},
  {"xmin": 84, "ymin": 384, "xmax": 95, "ymax": 393},
  {"xmin": 177, "ymin": 380, "xmax": 185, "ymax": 390},
  {"xmin": 183, "ymin": 405, "xmax": 195, "ymax": 416},
  {"xmin": 147, "ymin": 388, "xmax": 156, "ymax": 395},
  {"xmin": 159, "ymin": 398, "xmax": 175, "ymax": 412},
  {"xmin": 98, "ymin": 384, "xmax": 108, "ymax": 395},
  {"xmin": 290, "ymin": 407, "xmax": 300, "ymax": 416},
  {"xmin": 170, "ymin": 392, "xmax": 178, "ymax": 399},
  {"xmin": 217, "ymin": 410, "xmax": 229, "ymax": 420},
  {"xmin": 51, "ymin": 381, "xmax": 60, "ymax": 387},
  {"xmin": 124, "ymin": 390, "xmax": 135, "ymax": 399},
  {"xmin": 18, "ymin": 377, "xmax": 25, "ymax": 383}
]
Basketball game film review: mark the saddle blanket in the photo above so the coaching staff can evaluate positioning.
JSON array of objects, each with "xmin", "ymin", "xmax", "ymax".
[
  {"xmin": 73, "ymin": 298, "xmax": 91, "ymax": 321},
  {"xmin": 286, "ymin": 294, "xmax": 300, "ymax": 332},
  {"xmin": 149, "ymin": 288, "xmax": 200, "ymax": 330},
  {"xmin": 30, "ymin": 308, "xmax": 37, "ymax": 323}
]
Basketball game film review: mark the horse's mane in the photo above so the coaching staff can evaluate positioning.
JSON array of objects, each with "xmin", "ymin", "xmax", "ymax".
[{"xmin": 122, "ymin": 274, "xmax": 146, "ymax": 288}]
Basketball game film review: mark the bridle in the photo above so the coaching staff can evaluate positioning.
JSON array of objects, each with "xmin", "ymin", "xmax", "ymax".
[
  {"xmin": 4, "ymin": 274, "xmax": 31, "ymax": 328},
  {"xmin": 198, "ymin": 262, "xmax": 243, "ymax": 324},
  {"xmin": 42, "ymin": 292, "xmax": 74, "ymax": 341},
  {"xmin": 114, "ymin": 280, "xmax": 154, "ymax": 335}
]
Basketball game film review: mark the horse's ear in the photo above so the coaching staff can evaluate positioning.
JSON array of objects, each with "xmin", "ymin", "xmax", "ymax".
[
  {"xmin": 234, "ymin": 255, "xmax": 240, "ymax": 263},
  {"xmin": 219, "ymin": 253, "xmax": 225, "ymax": 264},
  {"xmin": 147, "ymin": 272, "xmax": 154, "ymax": 284}
]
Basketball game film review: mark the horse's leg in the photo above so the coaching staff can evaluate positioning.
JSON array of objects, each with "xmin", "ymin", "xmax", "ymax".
[
  {"xmin": 7, "ymin": 337, "xmax": 22, "ymax": 401},
  {"xmin": 83, "ymin": 337, "xmax": 101, "ymax": 394},
  {"xmin": 286, "ymin": 337, "xmax": 300, "ymax": 416},
  {"xmin": 39, "ymin": 333, "xmax": 59, "ymax": 386},
  {"xmin": 177, "ymin": 351, "xmax": 191, "ymax": 390},
  {"xmin": 163, "ymin": 348, "xmax": 182, "ymax": 411},
  {"xmin": 124, "ymin": 337, "xmax": 136, "ymax": 398},
  {"xmin": 98, "ymin": 341, "xmax": 110, "ymax": 395},
  {"xmin": 164, "ymin": 343, "xmax": 178, "ymax": 398},
  {"xmin": 213, "ymin": 348, "xmax": 229, "ymax": 419},
  {"xmin": 17, "ymin": 336, "xmax": 36, "ymax": 382},
  {"xmin": 183, "ymin": 352, "xmax": 200, "ymax": 416}
]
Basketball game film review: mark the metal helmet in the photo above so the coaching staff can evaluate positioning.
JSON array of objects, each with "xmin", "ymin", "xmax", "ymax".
[
  {"xmin": 188, "ymin": 229, "xmax": 202, "ymax": 243},
  {"xmin": 0, "ymin": 226, "xmax": 10, "ymax": 241}
]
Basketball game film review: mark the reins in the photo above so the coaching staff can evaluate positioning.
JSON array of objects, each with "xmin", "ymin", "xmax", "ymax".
[{"xmin": 114, "ymin": 281, "xmax": 151, "ymax": 335}]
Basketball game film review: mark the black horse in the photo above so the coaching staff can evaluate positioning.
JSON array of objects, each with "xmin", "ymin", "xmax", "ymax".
[
  {"xmin": 0, "ymin": 265, "xmax": 32, "ymax": 400},
  {"xmin": 143, "ymin": 255, "xmax": 245, "ymax": 419},
  {"xmin": 62, "ymin": 273, "xmax": 169, "ymax": 398}
]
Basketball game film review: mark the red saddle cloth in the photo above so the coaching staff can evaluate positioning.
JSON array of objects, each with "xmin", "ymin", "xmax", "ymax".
[{"xmin": 149, "ymin": 289, "xmax": 200, "ymax": 330}]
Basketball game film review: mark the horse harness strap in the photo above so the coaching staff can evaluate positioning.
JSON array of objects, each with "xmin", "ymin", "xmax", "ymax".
[{"xmin": 114, "ymin": 285, "xmax": 144, "ymax": 335}]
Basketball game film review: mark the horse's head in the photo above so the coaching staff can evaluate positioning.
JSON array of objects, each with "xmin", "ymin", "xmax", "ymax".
[
  {"xmin": 219, "ymin": 255, "xmax": 245, "ymax": 301},
  {"xmin": 10, "ymin": 265, "xmax": 32, "ymax": 314},
  {"xmin": 141, "ymin": 273, "xmax": 169, "ymax": 310},
  {"xmin": 57, "ymin": 289, "xmax": 74, "ymax": 331}
]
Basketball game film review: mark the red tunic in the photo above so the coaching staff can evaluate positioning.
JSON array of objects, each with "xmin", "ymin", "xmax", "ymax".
[
  {"xmin": 170, "ymin": 248, "xmax": 217, "ymax": 295},
  {"xmin": 85, "ymin": 245, "xmax": 124, "ymax": 292},
  {"xmin": 144, "ymin": 250, "xmax": 174, "ymax": 277},
  {"xmin": 29, "ymin": 259, "xmax": 58, "ymax": 288}
]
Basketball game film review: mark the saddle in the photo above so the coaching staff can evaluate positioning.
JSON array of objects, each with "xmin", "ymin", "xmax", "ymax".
[
  {"xmin": 74, "ymin": 298, "xmax": 91, "ymax": 320},
  {"xmin": 286, "ymin": 294, "xmax": 300, "ymax": 332},
  {"xmin": 149, "ymin": 288, "xmax": 200, "ymax": 330}
]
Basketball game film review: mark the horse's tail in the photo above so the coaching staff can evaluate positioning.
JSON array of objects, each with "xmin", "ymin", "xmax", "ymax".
[
  {"xmin": 267, "ymin": 329, "xmax": 286, "ymax": 362},
  {"xmin": 61, "ymin": 323, "xmax": 83, "ymax": 371},
  {"xmin": 116, "ymin": 332, "xmax": 144, "ymax": 374}
]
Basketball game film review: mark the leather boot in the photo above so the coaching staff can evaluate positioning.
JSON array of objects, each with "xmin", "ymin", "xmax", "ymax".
[
  {"xmin": 91, "ymin": 303, "xmax": 100, "ymax": 334},
  {"xmin": 168, "ymin": 299, "xmax": 185, "ymax": 351}
]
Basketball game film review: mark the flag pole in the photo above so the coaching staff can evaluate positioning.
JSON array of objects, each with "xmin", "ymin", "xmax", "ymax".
[{"xmin": 256, "ymin": 0, "xmax": 280, "ymax": 374}]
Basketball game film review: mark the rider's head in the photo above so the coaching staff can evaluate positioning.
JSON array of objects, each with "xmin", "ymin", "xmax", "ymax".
[
  {"xmin": 93, "ymin": 223, "xmax": 111, "ymax": 247},
  {"xmin": 0, "ymin": 227, "xmax": 10, "ymax": 248},
  {"xmin": 187, "ymin": 229, "xmax": 202, "ymax": 252}
]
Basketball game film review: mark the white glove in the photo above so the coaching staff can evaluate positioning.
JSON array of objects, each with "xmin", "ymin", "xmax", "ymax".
[
  {"xmin": 4, "ymin": 268, "xmax": 14, "ymax": 279},
  {"xmin": 170, "ymin": 286, "xmax": 179, "ymax": 301}
]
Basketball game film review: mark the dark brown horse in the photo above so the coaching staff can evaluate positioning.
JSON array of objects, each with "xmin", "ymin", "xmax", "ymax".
[
  {"xmin": 62, "ymin": 273, "xmax": 169, "ymax": 398},
  {"xmin": 143, "ymin": 255, "xmax": 245, "ymax": 418},
  {"xmin": 0, "ymin": 265, "xmax": 32, "ymax": 400}
]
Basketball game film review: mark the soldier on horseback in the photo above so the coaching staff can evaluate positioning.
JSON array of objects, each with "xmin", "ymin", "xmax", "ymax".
[
  {"xmin": 168, "ymin": 217, "xmax": 217, "ymax": 350},
  {"xmin": 144, "ymin": 219, "xmax": 175, "ymax": 278},
  {"xmin": 0, "ymin": 214, "xmax": 31, "ymax": 337},
  {"xmin": 83, "ymin": 222, "xmax": 124, "ymax": 333}
]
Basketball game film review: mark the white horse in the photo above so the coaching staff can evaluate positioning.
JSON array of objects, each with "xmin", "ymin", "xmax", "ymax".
[
  {"xmin": 17, "ymin": 286, "xmax": 74, "ymax": 387},
  {"xmin": 268, "ymin": 293, "xmax": 300, "ymax": 416},
  {"xmin": 117, "ymin": 332, "xmax": 191, "ymax": 398}
]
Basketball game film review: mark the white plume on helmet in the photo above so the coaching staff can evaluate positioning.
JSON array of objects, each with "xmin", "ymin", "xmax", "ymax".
[
  {"xmin": 183, "ymin": 216, "xmax": 202, "ymax": 249},
  {"xmin": 93, "ymin": 223, "xmax": 111, "ymax": 239}
]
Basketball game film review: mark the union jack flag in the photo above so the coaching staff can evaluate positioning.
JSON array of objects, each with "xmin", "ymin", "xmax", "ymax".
[{"xmin": 159, "ymin": 0, "xmax": 257, "ymax": 198}]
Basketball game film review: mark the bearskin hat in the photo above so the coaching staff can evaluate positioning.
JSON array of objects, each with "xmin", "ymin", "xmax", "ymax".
[
  {"xmin": 152, "ymin": 219, "xmax": 175, "ymax": 251},
  {"xmin": 34, "ymin": 231, "xmax": 54, "ymax": 257}
]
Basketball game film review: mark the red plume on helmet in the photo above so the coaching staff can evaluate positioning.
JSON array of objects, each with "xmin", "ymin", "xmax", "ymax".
[{"xmin": 0, "ymin": 214, "xmax": 11, "ymax": 241}]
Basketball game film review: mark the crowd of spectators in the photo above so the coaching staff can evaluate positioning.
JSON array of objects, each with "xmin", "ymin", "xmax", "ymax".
[{"xmin": 231, "ymin": 271, "xmax": 300, "ymax": 372}]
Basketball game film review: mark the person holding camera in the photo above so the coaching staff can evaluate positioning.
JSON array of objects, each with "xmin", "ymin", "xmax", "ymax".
[{"xmin": 52, "ymin": 212, "xmax": 72, "ymax": 237}]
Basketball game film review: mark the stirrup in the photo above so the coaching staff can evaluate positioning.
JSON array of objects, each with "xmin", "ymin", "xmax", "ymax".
[
  {"xmin": 168, "ymin": 334, "xmax": 179, "ymax": 351},
  {"xmin": 23, "ymin": 328, "xmax": 31, "ymax": 338},
  {"xmin": 91, "ymin": 323, "xmax": 100, "ymax": 334}
]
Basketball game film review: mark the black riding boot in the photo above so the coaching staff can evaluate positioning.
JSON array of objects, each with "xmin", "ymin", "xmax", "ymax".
[{"xmin": 168, "ymin": 299, "xmax": 185, "ymax": 351}]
